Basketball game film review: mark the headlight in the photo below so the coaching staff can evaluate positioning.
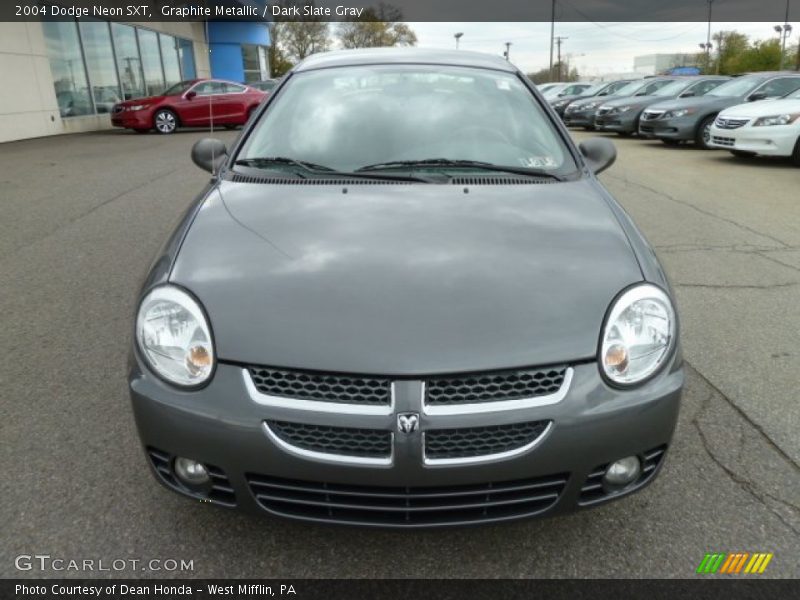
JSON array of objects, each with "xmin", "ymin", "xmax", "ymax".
[
  {"xmin": 664, "ymin": 108, "xmax": 694, "ymax": 118},
  {"xmin": 584, "ymin": 101, "xmax": 600, "ymax": 110},
  {"xmin": 752, "ymin": 113, "xmax": 800, "ymax": 127},
  {"xmin": 136, "ymin": 286, "xmax": 215, "ymax": 387},
  {"xmin": 614, "ymin": 105, "xmax": 632, "ymax": 113},
  {"xmin": 600, "ymin": 284, "xmax": 676, "ymax": 386},
  {"xmin": 128, "ymin": 105, "xmax": 147, "ymax": 112}
]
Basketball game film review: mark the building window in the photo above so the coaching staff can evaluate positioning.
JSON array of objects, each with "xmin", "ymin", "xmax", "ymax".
[
  {"xmin": 177, "ymin": 38, "xmax": 197, "ymax": 80},
  {"xmin": 111, "ymin": 23, "xmax": 144, "ymax": 100},
  {"xmin": 242, "ymin": 44, "xmax": 270, "ymax": 83},
  {"xmin": 137, "ymin": 29, "xmax": 165, "ymax": 97},
  {"xmin": 44, "ymin": 20, "xmax": 196, "ymax": 116},
  {"xmin": 79, "ymin": 20, "xmax": 121, "ymax": 114},
  {"xmin": 159, "ymin": 33, "xmax": 182, "ymax": 90},
  {"xmin": 42, "ymin": 21, "xmax": 93, "ymax": 117}
]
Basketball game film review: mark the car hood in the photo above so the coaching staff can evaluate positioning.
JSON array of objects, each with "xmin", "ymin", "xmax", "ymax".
[
  {"xmin": 571, "ymin": 95, "xmax": 624, "ymax": 109},
  {"xmin": 600, "ymin": 95, "xmax": 667, "ymax": 109},
  {"xmin": 116, "ymin": 95, "xmax": 164, "ymax": 108},
  {"xmin": 647, "ymin": 95, "xmax": 740, "ymax": 113},
  {"xmin": 169, "ymin": 179, "xmax": 643, "ymax": 375},
  {"xmin": 718, "ymin": 98, "xmax": 800, "ymax": 118}
]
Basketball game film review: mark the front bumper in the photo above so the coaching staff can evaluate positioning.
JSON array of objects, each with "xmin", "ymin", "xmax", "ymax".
[
  {"xmin": 595, "ymin": 111, "xmax": 639, "ymax": 133},
  {"xmin": 130, "ymin": 350, "xmax": 683, "ymax": 527},
  {"xmin": 110, "ymin": 109, "xmax": 153, "ymax": 129},
  {"xmin": 638, "ymin": 116, "xmax": 697, "ymax": 140},
  {"xmin": 563, "ymin": 109, "xmax": 598, "ymax": 128},
  {"xmin": 709, "ymin": 124, "xmax": 798, "ymax": 156}
]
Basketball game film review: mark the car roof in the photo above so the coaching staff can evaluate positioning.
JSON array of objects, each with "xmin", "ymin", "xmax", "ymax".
[{"xmin": 294, "ymin": 48, "xmax": 517, "ymax": 73}]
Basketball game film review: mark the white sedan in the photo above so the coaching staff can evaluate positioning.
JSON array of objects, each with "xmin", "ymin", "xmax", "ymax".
[{"xmin": 709, "ymin": 88, "xmax": 800, "ymax": 165}]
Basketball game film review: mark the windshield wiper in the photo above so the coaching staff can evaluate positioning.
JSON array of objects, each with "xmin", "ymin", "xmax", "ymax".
[
  {"xmin": 234, "ymin": 156, "xmax": 438, "ymax": 183},
  {"xmin": 356, "ymin": 159, "xmax": 564, "ymax": 181}
]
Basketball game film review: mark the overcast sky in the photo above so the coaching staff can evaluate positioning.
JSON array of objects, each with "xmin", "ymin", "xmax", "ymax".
[{"xmin": 409, "ymin": 22, "xmax": 795, "ymax": 76}]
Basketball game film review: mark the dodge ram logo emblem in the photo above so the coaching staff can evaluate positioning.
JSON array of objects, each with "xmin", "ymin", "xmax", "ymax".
[{"xmin": 397, "ymin": 413, "xmax": 419, "ymax": 434}]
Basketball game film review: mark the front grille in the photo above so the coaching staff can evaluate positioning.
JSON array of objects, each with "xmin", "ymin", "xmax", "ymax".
[
  {"xmin": 425, "ymin": 366, "xmax": 567, "ymax": 405},
  {"xmin": 596, "ymin": 107, "xmax": 611, "ymax": 116},
  {"xmin": 578, "ymin": 445, "xmax": 667, "ymax": 506},
  {"xmin": 715, "ymin": 117, "xmax": 748, "ymax": 129},
  {"xmin": 642, "ymin": 110, "xmax": 664, "ymax": 121},
  {"xmin": 425, "ymin": 421, "xmax": 550, "ymax": 459},
  {"xmin": 248, "ymin": 366, "xmax": 391, "ymax": 405},
  {"xmin": 712, "ymin": 135, "xmax": 735, "ymax": 147},
  {"xmin": 112, "ymin": 105, "xmax": 124, "ymax": 114},
  {"xmin": 147, "ymin": 448, "xmax": 236, "ymax": 507},
  {"xmin": 266, "ymin": 420, "xmax": 391, "ymax": 458},
  {"xmin": 246, "ymin": 472, "xmax": 569, "ymax": 526}
]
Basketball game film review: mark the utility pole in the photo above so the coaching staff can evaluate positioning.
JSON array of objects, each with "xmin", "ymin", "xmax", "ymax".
[
  {"xmin": 775, "ymin": 0, "xmax": 792, "ymax": 70},
  {"xmin": 549, "ymin": 0, "xmax": 556, "ymax": 81},
  {"xmin": 555, "ymin": 36, "xmax": 567, "ymax": 81},
  {"xmin": 504, "ymin": 42, "xmax": 512, "ymax": 61},
  {"xmin": 704, "ymin": 0, "xmax": 714, "ymax": 72}
]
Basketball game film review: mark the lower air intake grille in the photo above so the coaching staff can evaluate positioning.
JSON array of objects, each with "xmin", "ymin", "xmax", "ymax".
[
  {"xmin": 147, "ymin": 448, "xmax": 236, "ymax": 507},
  {"xmin": 246, "ymin": 472, "xmax": 569, "ymax": 526},
  {"xmin": 266, "ymin": 420, "xmax": 391, "ymax": 458},
  {"xmin": 248, "ymin": 366, "xmax": 391, "ymax": 405},
  {"xmin": 425, "ymin": 421, "xmax": 551, "ymax": 460},
  {"xmin": 425, "ymin": 366, "xmax": 567, "ymax": 405},
  {"xmin": 578, "ymin": 445, "xmax": 667, "ymax": 506}
]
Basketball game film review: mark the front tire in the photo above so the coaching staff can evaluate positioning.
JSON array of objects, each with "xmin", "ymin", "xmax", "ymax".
[
  {"xmin": 792, "ymin": 137, "xmax": 800, "ymax": 167},
  {"xmin": 154, "ymin": 109, "xmax": 178, "ymax": 134},
  {"xmin": 695, "ymin": 115, "xmax": 716, "ymax": 149},
  {"xmin": 661, "ymin": 139, "xmax": 680, "ymax": 146}
]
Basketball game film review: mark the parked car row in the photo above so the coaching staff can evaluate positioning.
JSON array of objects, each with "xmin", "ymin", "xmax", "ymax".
[{"xmin": 546, "ymin": 72, "xmax": 800, "ymax": 165}]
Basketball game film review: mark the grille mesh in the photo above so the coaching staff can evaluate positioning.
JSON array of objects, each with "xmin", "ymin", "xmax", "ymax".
[
  {"xmin": 425, "ymin": 366, "xmax": 567, "ymax": 405},
  {"xmin": 249, "ymin": 366, "xmax": 391, "ymax": 405},
  {"xmin": 246, "ymin": 472, "xmax": 569, "ymax": 526},
  {"xmin": 267, "ymin": 420, "xmax": 392, "ymax": 458},
  {"xmin": 425, "ymin": 421, "xmax": 550, "ymax": 459}
]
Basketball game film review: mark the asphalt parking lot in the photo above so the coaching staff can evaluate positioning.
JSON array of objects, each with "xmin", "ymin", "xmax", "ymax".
[{"xmin": 1, "ymin": 128, "xmax": 798, "ymax": 578}]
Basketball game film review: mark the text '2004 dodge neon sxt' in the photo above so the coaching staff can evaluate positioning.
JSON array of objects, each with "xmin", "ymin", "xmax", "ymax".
[{"xmin": 130, "ymin": 48, "xmax": 683, "ymax": 528}]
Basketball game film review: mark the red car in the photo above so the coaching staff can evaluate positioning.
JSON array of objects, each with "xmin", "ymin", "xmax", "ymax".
[{"xmin": 111, "ymin": 79, "xmax": 266, "ymax": 134}]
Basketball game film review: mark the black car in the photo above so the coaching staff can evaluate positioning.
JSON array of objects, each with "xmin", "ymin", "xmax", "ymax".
[{"xmin": 130, "ymin": 49, "xmax": 683, "ymax": 528}]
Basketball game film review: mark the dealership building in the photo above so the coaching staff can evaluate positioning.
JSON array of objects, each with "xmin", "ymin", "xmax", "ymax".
[{"xmin": 0, "ymin": 16, "xmax": 271, "ymax": 143}]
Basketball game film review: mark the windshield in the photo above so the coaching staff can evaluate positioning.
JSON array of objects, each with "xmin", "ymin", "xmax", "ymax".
[
  {"xmin": 580, "ymin": 82, "xmax": 607, "ymax": 96},
  {"xmin": 612, "ymin": 80, "xmax": 649, "ymax": 97},
  {"xmin": 239, "ymin": 65, "xmax": 573, "ymax": 174},
  {"xmin": 788, "ymin": 88, "xmax": 800, "ymax": 99},
  {"xmin": 542, "ymin": 85, "xmax": 568, "ymax": 99},
  {"xmin": 162, "ymin": 81, "xmax": 195, "ymax": 96},
  {"xmin": 706, "ymin": 77, "xmax": 761, "ymax": 97},
  {"xmin": 652, "ymin": 80, "xmax": 692, "ymax": 97}
]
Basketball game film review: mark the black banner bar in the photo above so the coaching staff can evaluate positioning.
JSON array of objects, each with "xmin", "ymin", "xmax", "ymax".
[
  {"xmin": 4, "ymin": 579, "xmax": 798, "ymax": 600},
  {"xmin": 2, "ymin": 0, "xmax": 796, "ymax": 22}
]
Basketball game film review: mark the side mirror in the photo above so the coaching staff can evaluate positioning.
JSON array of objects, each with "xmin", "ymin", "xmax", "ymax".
[
  {"xmin": 579, "ymin": 137, "xmax": 616, "ymax": 175},
  {"xmin": 191, "ymin": 138, "xmax": 228, "ymax": 174},
  {"xmin": 185, "ymin": 90, "xmax": 197, "ymax": 100},
  {"xmin": 748, "ymin": 91, "xmax": 767, "ymax": 102},
  {"xmin": 679, "ymin": 91, "xmax": 695, "ymax": 98}
]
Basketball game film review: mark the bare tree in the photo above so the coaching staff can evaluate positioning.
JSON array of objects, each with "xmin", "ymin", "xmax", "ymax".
[
  {"xmin": 337, "ymin": 3, "xmax": 417, "ymax": 49},
  {"xmin": 269, "ymin": 1, "xmax": 331, "ymax": 75}
]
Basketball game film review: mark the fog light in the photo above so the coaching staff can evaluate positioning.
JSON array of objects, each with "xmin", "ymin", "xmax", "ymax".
[
  {"xmin": 603, "ymin": 456, "xmax": 641, "ymax": 487},
  {"xmin": 173, "ymin": 457, "xmax": 210, "ymax": 486}
]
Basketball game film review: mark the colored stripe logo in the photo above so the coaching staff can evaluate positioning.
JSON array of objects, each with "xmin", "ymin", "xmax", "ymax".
[{"xmin": 696, "ymin": 552, "xmax": 773, "ymax": 574}]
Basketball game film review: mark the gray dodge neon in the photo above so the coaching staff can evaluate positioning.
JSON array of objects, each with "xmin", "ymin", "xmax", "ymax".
[{"xmin": 130, "ymin": 49, "xmax": 683, "ymax": 527}]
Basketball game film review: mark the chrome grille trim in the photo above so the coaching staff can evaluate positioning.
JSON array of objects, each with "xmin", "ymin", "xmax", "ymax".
[
  {"xmin": 641, "ymin": 110, "xmax": 664, "ymax": 121},
  {"xmin": 422, "ymin": 368, "xmax": 573, "ymax": 415},
  {"xmin": 714, "ymin": 117, "xmax": 749, "ymax": 129},
  {"xmin": 262, "ymin": 421, "xmax": 394, "ymax": 466},
  {"xmin": 423, "ymin": 421, "xmax": 553, "ymax": 466},
  {"xmin": 243, "ymin": 369, "xmax": 395, "ymax": 416}
]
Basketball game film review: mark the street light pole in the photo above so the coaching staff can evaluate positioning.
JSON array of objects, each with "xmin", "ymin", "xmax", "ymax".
[
  {"xmin": 504, "ymin": 42, "xmax": 512, "ymax": 61},
  {"xmin": 555, "ymin": 36, "xmax": 568, "ymax": 80},
  {"xmin": 454, "ymin": 32, "xmax": 463, "ymax": 49},
  {"xmin": 549, "ymin": 0, "xmax": 555, "ymax": 81},
  {"xmin": 776, "ymin": 0, "xmax": 792, "ymax": 70}
]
